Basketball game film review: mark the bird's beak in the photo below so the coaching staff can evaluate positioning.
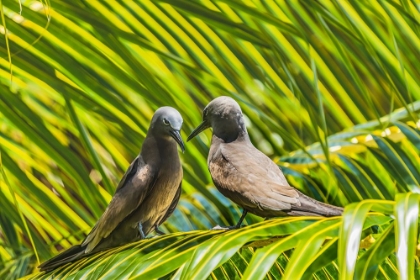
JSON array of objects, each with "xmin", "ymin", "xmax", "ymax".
[
  {"xmin": 187, "ymin": 121, "xmax": 210, "ymax": 142},
  {"xmin": 170, "ymin": 130, "xmax": 185, "ymax": 153}
]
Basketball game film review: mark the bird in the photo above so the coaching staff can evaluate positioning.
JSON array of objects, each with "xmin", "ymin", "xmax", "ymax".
[
  {"xmin": 187, "ymin": 96, "xmax": 343, "ymax": 229},
  {"xmin": 39, "ymin": 107, "xmax": 185, "ymax": 271}
]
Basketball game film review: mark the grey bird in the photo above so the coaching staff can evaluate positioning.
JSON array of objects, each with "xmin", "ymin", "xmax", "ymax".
[
  {"xmin": 39, "ymin": 107, "xmax": 185, "ymax": 271},
  {"xmin": 187, "ymin": 96, "xmax": 342, "ymax": 229}
]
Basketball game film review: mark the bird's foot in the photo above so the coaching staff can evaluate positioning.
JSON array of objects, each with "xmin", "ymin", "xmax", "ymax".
[
  {"xmin": 211, "ymin": 225, "xmax": 239, "ymax": 230},
  {"xmin": 154, "ymin": 226, "xmax": 165, "ymax": 235},
  {"xmin": 211, "ymin": 210, "xmax": 248, "ymax": 230}
]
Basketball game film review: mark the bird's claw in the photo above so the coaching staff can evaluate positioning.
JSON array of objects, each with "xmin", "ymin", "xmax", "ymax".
[{"xmin": 211, "ymin": 225, "xmax": 238, "ymax": 230}]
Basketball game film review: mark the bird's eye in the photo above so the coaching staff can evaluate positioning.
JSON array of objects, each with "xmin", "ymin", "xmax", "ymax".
[{"xmin": 163, "ymin": 118, "xmax": 170, "ymax": 125}]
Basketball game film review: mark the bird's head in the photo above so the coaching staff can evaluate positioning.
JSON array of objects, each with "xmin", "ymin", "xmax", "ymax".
[
  {"xmin": 187, "ymin": 96, "xmax": 247, "ymax": 143},
  {"xmin": 151, "ymin": 107, "xmax": 185, "ymax": 152}
]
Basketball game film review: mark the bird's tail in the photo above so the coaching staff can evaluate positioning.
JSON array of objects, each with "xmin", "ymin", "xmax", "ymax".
[
  {"xmin": 289, "ymin": 191, "xmax": 343, "ymax": 217},
  {"xmin": 38, "ymin": 245, "xmax": 87, "ymax": 272}
]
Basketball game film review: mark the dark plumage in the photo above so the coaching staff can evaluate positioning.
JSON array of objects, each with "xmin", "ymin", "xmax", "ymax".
[
  {"xmin": 187, "ymin": 96, "xmax": 342, "ymax": 229},
  {"xmin": 39, "ymin": 107, "xmax": 184, "ymax": 271}
]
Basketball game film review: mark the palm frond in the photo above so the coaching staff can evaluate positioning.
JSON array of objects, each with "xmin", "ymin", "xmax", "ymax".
[{"xmin": 0, "ymin": 0, "xmax": 419, "ymax": 278}]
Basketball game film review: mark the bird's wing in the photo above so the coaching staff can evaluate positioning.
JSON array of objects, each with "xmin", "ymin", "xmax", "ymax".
[
  {"xmin": 209, "ymin": 142, "xmax": 299, "ymax": 212},
  {"xmin": 82, "ymin": 155, "xmax": 157, "ymax": 253},
  {"xmin": 115, "ymin": 155, "xmax": 142, "ymax": 191}
]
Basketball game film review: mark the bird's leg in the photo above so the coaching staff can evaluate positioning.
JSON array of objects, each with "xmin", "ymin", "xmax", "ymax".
[
  {"xmin": 138, "ymin": 222, "xmax": 146, "ymax": 239},
  {"xmin": 234, "ymin": 209, "xmax": 248, "ymax": 228},
  {"xmin": 154, "ymin": 225, "xmax": 165, "ymax": 235},
  {"xmin": 212, "ymin": 209, "xmax": 248, "ymax": 230}
]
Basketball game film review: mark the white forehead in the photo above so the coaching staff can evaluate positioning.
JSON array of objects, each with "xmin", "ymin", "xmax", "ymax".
[
  {"xmin": 153, "ymin": 106, "xmax": 183, "ymax": 122},
  {"xmin": 205, "ymin": 96, "xmax": 242, "ymax": 115}
]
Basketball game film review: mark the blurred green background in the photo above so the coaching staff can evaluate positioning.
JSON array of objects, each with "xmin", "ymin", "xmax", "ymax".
[{"xmin": 0, "ymin": 1, "xmax": 419, "ymax": 279}]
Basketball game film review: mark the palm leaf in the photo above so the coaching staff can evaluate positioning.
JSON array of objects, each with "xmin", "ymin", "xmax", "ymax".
[
  {"xmin": 23, "ymin": 213, "xmax": 395, "ymax": 279},
  {"xmin": 0, "ymin": 0, "xmax": 419, "ymax": 278}
]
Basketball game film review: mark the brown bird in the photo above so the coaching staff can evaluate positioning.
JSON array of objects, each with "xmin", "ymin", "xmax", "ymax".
[
  {"xmin": 39, "ymin": 107, "xmax": 185, "ymax": 271},
  {"xmin": 187, "ymin": 96, "xmax": 342, "ymax": 229}
]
